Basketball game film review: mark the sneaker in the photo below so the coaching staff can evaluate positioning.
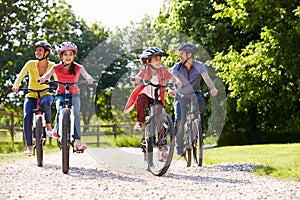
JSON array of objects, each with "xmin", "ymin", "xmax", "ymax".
[
  {"xmin": 159, "ymin": 145, "xmax": 168, "ymax": 162},
  {"xmin": 177, "ymin": 148, "xmax": 184, "ymax": 158},
  {"xmin": 134, "ymin": 122, "xmax": 143, "ymax": 131},
  {"xmin": 46, "ymin": 130, "xmax": 52, "ymax": 137},
  {"xmin": 52, "ymin": 129, "xmax": 59, "ymax": 139},
  {"xmin": 24, "ymin": 149, "xmax": 33, "ymax": 156},
  {"xmin": 75, "ymin": 142, "xmax": 87, "ymax": 151}
]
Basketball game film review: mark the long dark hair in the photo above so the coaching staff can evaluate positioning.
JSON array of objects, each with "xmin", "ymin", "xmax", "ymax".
[
  {"xmin": 68, "ymin": 62, "xmax": 76, "ymax": 75},
  {"xmin": 60, "ymin": 61, "xmax": 76, "ymax": 75}
]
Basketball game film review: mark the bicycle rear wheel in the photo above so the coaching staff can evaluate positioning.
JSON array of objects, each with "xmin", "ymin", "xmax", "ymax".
[
  {"xmin": 35, "ymin": 116, "xmax": 43, "ymax": 167},
  {"xmin": 61, "ymin": 109, "xmax": 71, "ymax": 174},
  {"xmin": 147, "ymin": 113, "xmax": 175, "ymax": 176},
  {"xmin": 192, "ymin": 119, "xmax": 203, "ymax": 166}
]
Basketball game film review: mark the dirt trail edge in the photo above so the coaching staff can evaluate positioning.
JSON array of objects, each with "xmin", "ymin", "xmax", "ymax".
[{"xmin": 0, "ymin": 147, "xmax": 299, "ymax": 200}]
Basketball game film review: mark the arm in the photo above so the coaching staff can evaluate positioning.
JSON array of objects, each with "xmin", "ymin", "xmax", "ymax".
[
  {"xmin": 80, "ymin": 66, "xmax": 95, "ymax": 84},
  {"xmin": 12, "ymin": 62, "xmax": 30, "ymax": 93},
  {"xmin": 39, "ymin": 67, "xmax": 55, "ymax": 83},
  {"xmin": 201, "ymin": 72, "xmax": 218, "ymax": 96},
  {"xmin": 130, "ymin": 69, "xmax": 145, "ymax": 84}
]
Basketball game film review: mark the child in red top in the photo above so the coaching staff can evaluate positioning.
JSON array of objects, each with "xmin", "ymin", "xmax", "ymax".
[
  {"xmin": 39, "ymin": 41, "xmax": 95, "ymax": 151},
  {"xmin": 124, "ymin": 47, "xmax": 182, "ymax": 130}
]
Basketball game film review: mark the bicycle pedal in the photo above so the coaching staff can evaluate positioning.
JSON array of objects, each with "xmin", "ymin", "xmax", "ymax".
[{"xmin": 73, "ymin": 149, "xmax": 84, "ymax": 153}]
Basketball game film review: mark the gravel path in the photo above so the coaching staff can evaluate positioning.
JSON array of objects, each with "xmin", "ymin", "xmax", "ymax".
[{"xmin": 0, "ymin": 147, "xmax": 299, "ymax": 200}]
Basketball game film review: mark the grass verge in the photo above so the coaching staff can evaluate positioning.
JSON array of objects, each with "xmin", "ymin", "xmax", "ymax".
[{"xmin": 204, "ymin": 143, "xmax": 300, "ymax": 181}]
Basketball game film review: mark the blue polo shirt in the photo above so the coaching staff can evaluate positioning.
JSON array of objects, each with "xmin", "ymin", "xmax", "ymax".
[{"xmin": 172, "ymin": 60, "xmax": 207, "ymax": 94}]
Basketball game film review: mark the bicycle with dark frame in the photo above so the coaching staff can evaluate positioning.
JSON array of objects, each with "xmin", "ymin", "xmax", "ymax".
[
  {"xmin": 18, "ymin": 87, "xmax": 55, "ymax": 167},
  {"xmin": 136, "ymin": 79, "xmax": 176, "ymax": 176},
  {"xmin": 179, "ymin": 91, "xmax": 210, "ymax": 167}
]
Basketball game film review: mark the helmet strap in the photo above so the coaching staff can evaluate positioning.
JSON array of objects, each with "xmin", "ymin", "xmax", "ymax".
[
  {"xmin": 182, "ymin": 52, "xmax": 193, "ymax": 65},
  {"xmin": 63, "ymin": 62, "xmax": 71, "ymax": 68},
  {"xmin": 37, "ymin": 50, "xmax": 49, "ymax": 61},
  {"xmin": 148, "ymin": 64, "xmax": 159, "ymax": 71},
  {"xmin": 38, "ymin": 57, "xmax": 47, "ymax": 61}
]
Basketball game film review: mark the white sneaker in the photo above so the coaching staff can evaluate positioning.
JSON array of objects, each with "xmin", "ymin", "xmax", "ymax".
[
  {"xmin": 24, "ymin": 149, "xmax": 33, "ymax": 156},
  {"xmin": 46, "ymin": 130, "xmax": 52, "ymax": 137},
  {"xmin": 134, "ymin": 122, "xmax": 143, "ymax": 131}
]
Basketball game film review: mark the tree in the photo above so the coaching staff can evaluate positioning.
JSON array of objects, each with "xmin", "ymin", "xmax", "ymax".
[
  {"xmin": 211, "ymin": 0, "xmax": 300, "ymax": 134},
  {"xmin": 154, "ymin": 0, "xmax": 300, "ymax": 142},
  {"xmin": 0, "ymin": 0, "xmax": 109, "ymax": 128}
]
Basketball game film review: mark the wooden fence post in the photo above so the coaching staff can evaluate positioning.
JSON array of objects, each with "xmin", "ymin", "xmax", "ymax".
[
  {"xmin": 113, "ymin": 124, "xmax": 117, "ymax": 138},
  {"xmin": 97, "ymin": 124, "xmax": 100, "ymax": 147},
  {"xmin": 10, "ymin": 112, "xmax": 14, "ymax": 142}
]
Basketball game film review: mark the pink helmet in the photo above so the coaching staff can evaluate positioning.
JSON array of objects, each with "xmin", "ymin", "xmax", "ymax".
[{"xmin": 57, "ymin": 41, "xmax": 77, "ymax": 56}]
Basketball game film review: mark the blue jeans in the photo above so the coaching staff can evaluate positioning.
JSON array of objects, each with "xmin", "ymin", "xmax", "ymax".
[
  {"xmin": 23, "ymin": 95, "xmax": 53, "ymax": 146},
  {"xmin": 55, "ymin": 95, "xmax": 81, "ymax": 140},
  {"xmin": 174, "ymin": 95, "xmax": 205, "ymax": 155}
]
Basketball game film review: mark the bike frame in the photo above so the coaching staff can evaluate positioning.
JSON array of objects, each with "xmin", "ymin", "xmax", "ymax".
[
  {"xmin": 180, "ymin": 91, "xmax": 209, "ymax": 167},
  {"xmin": 57, "ymin": 85, "xmax": 75, "ymax": 144},
  {"xmin": 44, "ymin": 80, "xmax": 87, "ymax": 174},
  {"xmin": 140, "ymin": 80, "xmax": 175, "ymax": 176},
  {"xmin": 19, "ymin": 87, "xmax": 53, "ymax": 166}
]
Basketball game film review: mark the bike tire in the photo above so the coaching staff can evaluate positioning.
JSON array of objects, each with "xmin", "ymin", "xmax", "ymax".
[
  {"xmin": 61, "ymin": 109, "xmax": 71, "ymax": 174},
  {"xmin": 147, "ymin": 113, "xmax": 175, "ymax": 176},
  {"xmin": 192, "ymin": 119, "xmax": 203, "ymax": 166},
  {"xmin": 35, "ymin": 116, "xmax": 43, "ymax": 167},
  {"xmin": 184, "ymin": 121, "xmax": 192, "ymax": 167}
]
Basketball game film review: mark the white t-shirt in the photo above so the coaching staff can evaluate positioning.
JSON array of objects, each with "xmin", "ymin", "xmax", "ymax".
[{"xmin": 140, "ymin": 75, "xmax": 160, "ymax": 99}]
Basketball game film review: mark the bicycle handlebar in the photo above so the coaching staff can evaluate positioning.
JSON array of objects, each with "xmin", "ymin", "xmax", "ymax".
[
  {"xmin": 19, "ymin": 87, "xmax": 55, "ymax": 94},
  {"xmin": 131, "ymin": 78, "xmax": 176, "ymax": 90},
  {"xmin": 42, "ymin": 80, "xmax": 88, "ymax": 86},
  {"xmin": 178, "ymin": 91, "xmax": 210, "ymax": 98}
]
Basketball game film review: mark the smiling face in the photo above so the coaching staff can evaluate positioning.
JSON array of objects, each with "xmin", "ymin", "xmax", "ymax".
[
  {"xmin": 60, "ymin": 50, "xmax": 76, "ymax": 65},
  {"xmin": 35, "ymin": 46, "xmax": 48, "ymax": 60},
  {"xmin": 147, "ymin": 55, "xmax": 162, "ymax": 69},
  {"xmin": 178, "ymin": 50, "xmax": 193, "ymax": 64}
]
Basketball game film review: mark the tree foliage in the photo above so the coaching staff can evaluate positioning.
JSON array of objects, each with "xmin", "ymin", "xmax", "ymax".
[
  {"xmin": 155, "ymin": 0, "xmax": 300, "ymax": 137},
  {"xmin": 0, "ymin": 0, "xmax": 108, "ymax": 127}
]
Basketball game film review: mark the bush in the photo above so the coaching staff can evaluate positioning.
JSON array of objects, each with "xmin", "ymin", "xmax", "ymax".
[{"xmin": 217, "ymin": 131, "xmax": 300, "ymax": 146}]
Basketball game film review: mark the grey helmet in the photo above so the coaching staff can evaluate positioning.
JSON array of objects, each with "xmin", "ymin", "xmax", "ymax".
[
  {"xmin": 35, "ymin": 41, "xmax": 51, "ymax": 52},
  {"xmin": 34, "ymin": 41, "xmax": 51, "ymax": 60},
  {"xmin": 141, "ymin": 47, "xmax": 167, "ymax": 64},
  {"xmin": 177, "ymin": 43, "xmax": 198, "ymax": 54}
]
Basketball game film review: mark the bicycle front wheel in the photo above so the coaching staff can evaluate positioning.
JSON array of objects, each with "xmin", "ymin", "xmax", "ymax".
[
  {"xmin": 147, "ymin": 113, "xmax": 175, "ymax": 176},
  {"xmin": 183, "ymin": 121, "xmax": 192, "ymax": 167},
  {"xmin": 35, "ymin": 116, "xmax": 43, "ymax": 167},
  {"xmin": 61, "ymin": 109, "xmax": 71, "ymax": 174},
  {"xmin": 192, "ymin": 119, "xmax": 203, "ymax": 166}
]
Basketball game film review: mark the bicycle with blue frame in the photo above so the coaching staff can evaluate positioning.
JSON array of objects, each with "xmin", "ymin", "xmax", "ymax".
[
  {"xmin": 44, "ymin": 80, "xmax": 88, "ymax": 174},
  {"xmin": 19, "ymin": 87, "xmax": 55, "ymax": 167}
]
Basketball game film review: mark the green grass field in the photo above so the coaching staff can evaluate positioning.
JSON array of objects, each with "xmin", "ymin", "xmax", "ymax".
[{"xmin": 204, "ymin": 143, "xmax": 300, "ymax": 181}]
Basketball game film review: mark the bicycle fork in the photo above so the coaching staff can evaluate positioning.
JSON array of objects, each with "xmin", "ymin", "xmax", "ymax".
[
  {"xmin": 58, "ymin": 107, "xmax": 75, "ymax": 145},
  {"xmin": 32, "ymin": 113, "xmax": 46, "ymax": 154}
]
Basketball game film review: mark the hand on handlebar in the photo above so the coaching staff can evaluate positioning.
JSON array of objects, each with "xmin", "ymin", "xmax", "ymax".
[
  {"xmin": 39, "ymin": 77, "xmax": 47, "ymax": 83},
  {"xmin": 12, "ymin": 86, "xmax": 19, "ymax": 93},
  {"xmin": 168, "ymin": 91, "xmax": 175, "ymax": 98},
  {"xmin": 210, "ymin": 88, "xmax": 218, "ymax": 97},
  {"xmin": 87, "ymin": 77, "xmax": 96, "ymax": 84}
]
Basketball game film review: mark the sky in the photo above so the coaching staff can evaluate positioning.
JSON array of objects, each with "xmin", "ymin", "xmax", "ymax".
[{"xmin": 65, "ymin": 0, "xmax": 165, "ymax": 30}]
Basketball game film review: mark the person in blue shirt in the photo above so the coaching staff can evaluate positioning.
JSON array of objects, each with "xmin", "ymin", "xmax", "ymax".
[{"xmin": 170, "ymin": 43, "xmax": 218, "ymax": 157}]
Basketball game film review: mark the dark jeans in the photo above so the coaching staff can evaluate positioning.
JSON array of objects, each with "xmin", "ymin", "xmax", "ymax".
[
  {"xmin": 23, "ymin": 95, "xmax": 53, "ymax": 146},
  {"xmin": 174, "ymin": 96, "xmax": 205, "ymax": 155}
]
